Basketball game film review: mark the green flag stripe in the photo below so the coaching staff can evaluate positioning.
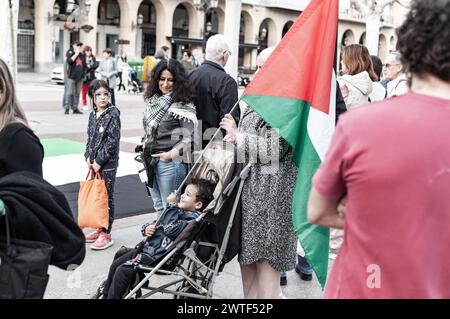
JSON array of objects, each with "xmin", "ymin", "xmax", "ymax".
[
  {"xmin": 292, "ymin": 133, "xmax": 330, "ymax": 289},
  {"xmin": 41, "ymin": 138, "xmax": 86, "ymax": 157},
  {"xmin": 241, "ymin": 94, "xmax": 308, "ymax": 154},
  {"xmin": 241, "ymin": 94, "xmax": 329, "ymax": 289}
]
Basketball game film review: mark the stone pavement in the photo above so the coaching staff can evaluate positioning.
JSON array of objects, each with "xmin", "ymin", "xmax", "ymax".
[
  {"xmin": 44, "ymin": 213, "xmax": 325, "ymax": 299},
  {"xmin": 16, "ymin": 74, "xmax": 325, "ymax": 299}
]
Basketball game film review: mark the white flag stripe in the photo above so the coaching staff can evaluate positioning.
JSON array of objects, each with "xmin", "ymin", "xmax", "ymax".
[
  {"xmin": 121, "ymin": 136, "xmax": 143, "ymax": 145},
  {"xmin": 43, "ymin": 151, "xmax": 138, "ymax": 186},
  {"xmin": 307, "ymin": 71, "xmax": 337, "ymax": 161}
]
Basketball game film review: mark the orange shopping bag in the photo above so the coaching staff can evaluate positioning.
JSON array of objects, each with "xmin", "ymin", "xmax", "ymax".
[{"xmin": 77, "ymin": 169, "xmax": 109, "ymax": 229}]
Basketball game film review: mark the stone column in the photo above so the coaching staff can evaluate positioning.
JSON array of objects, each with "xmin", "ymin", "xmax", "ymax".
[
  {"xmin": 0, "ymin": 0, "xmax": 19, "ymax": 80},
  {"xmin": 79, "ymin": 0, "xmax": 99, "ymax": 55},
  {"xmin": 34, "ymin": 0, "xmax": 54, "ymax": 73},
  {"xmin": 117, "ymin": 0, "xmax": 140, "ymax": 57},
  {"xmin": 156, "ymin": 1, "xmax": 174, "ymax": 53},
  {"xmin": 223, "ymin": 0, "xmax": 242, "ymax": 80}
]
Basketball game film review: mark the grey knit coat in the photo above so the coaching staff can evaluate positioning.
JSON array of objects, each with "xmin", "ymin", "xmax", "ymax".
[{"xmin": 237, "ymin": 108, "xmax": 297, "ymax": 272}]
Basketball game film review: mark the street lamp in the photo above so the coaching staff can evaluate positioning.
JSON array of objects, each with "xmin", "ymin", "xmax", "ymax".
[
  {"xmin": 131, "ymin": 13, "xmax": 144, "ymax": 30},
  {"xmin": 194, "ymin": 0, "xmax": 219, "ymax": 49},
  {"xmin": 67, "ymin": 0, "xmax": 75, "ymax": 13},
  {"xmin": 48, "ymin": 3, "xmax": 60, "ymax": 23},
  {"xmin": 84, "ymin": 0, "xmax": 91, "ymax": 14},
  {"xmin": 193, "ymin": 0, "xmax": 218, "ymax": 11}
]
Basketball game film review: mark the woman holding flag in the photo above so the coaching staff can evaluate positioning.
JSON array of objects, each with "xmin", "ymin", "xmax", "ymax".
[{"xmin": 220, "ymin": 47, "xmax": 297, "ymax": 299}]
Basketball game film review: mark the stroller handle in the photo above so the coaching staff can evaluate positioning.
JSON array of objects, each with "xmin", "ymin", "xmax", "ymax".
[{"xmin": 173, "ymin": 99, "xmax": 241, "ymax": 196}]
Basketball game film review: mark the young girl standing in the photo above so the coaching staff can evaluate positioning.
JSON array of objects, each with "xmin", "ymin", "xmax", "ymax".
[{"xmin": 84, "ymin": 79, "xmax": 121, "ymax": 250}]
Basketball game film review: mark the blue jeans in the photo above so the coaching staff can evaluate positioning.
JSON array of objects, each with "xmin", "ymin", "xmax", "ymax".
[
  {"xmin": 62, "ymin": 82, "xmax": 76, "ymax": 109},
  {"xmin": 148, "ymin": 160, "xmax": 186, "ymax": 216}
]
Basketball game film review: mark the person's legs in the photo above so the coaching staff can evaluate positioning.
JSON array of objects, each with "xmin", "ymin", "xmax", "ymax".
[
  {"xmin": 240, "ymin": 263, "xmax": 258, "ymax": 299},
  {"xmin": 90, "ymin": 168, "xmax": 116, "ymax": 250},
  {"xmin": 102, "ymin": 249, "xmax": 136, "ymax": 298},
  {"xmin": 110, "ymin": 88, "xmax": 116, "ymax": 106},
  {"xmin": 296, "ymin": 241, "xmax": 313, "ymax": 281},
  {"xmin": 280, "ymin": 271, "xmax": 287, "ymax": 286},
  {"xmin": 102, "ymin": 168, "xmax": 117, "ymax": 234},
  {"xmin": 153, "ymin": 160, "xmax": 186, "ymax": 216},
  {"xmin": 73, "ymin": 80, "xmax": 83, "ymax": 111},
  {"xmin": 82, "ymin": 82, "xmax": 89, "ymax": 107},
  {"xmin": 65, "ymin": 79, "xmax": 76, "ymax": 113},
  {"xmin": 106, "ymin": 264, "xmax": 138, "ymax": 299},
  {"xmin": 255, "ymin": 260, "xmax": 284, "ymax": 299},
  {"xmin": 117, "ymin": 72, "xmax": 121, "ymax": 91},
  {"xmin": 148, "ymin": 173, "xmax": 164, "ymax": 217},
  {"xmin": 62, "ymin": 82, "xmax": 67, "ymax": 109}
]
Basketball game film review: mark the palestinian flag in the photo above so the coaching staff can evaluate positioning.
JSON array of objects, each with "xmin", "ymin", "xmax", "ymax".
[
  {"xmin": 241, "ymin": 0, "xmax": 338, "ymax": 288},
  {"xmin": 41, "ymin": 137, "xmax": 153, "ymax": 220}
]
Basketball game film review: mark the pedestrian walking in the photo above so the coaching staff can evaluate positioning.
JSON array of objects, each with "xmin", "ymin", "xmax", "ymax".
[
  {"xmin": 117, "ymin": 51, "xmax": 129, "ymax": 92},
  {"xmin": 84, "ymin": 79, "xmax": 121, "ymax": 250},
  {"xmin": 98, "ymin": 48, "xmax": 118, "ymax": 107},
  {"xmin": 308, "ymin": 0, "xmax": 450, "ymax": 298}
]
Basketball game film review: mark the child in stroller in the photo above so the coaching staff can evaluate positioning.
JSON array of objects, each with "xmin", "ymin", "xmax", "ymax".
[
  {"xmin": 97, "ymin": 178, "xmax": 215, "ymax": 299},
  {"xmin": 127, "ymin": 68, "xmax": 142, "ymax": 94}
]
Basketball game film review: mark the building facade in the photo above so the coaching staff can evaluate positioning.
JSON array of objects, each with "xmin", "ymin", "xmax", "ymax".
[{"xmin": 6, "ymin": 0, "xmax": 408, "ymax": 76}]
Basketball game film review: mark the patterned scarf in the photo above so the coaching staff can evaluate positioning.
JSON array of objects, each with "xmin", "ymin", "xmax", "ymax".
[{"xmin": 143, "ymin": 94, "xmax": 173, "ymax": 147}]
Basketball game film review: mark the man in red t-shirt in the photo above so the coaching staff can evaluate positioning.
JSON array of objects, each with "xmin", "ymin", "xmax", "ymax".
[{"xmin": 308, "ymin": 0, "xmax": 450, "ymax": 298}]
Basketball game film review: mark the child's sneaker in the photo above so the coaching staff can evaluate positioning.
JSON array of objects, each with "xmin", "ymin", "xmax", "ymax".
[
  {"xmin": 85, "ymin": 228, "xmax": 101, "ymax": 243},
  {"xmin": 90, "ymin": 232, "xmax": 114, "ymax": 250}
]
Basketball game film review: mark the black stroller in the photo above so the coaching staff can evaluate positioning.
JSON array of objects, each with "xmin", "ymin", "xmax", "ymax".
[{"xmin": 93, "ymin": 132, "xmax": 250, "ymax": 299}]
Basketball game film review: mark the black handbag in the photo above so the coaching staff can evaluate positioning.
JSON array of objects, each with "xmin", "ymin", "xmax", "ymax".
[{"xmin": 0, "ymin": 200, "xmax": 53, "ymax": 299}]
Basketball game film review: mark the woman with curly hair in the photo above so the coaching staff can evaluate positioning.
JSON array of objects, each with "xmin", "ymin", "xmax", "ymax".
[
  {"xmin": 139, "ymin": 58, "xmax": 197, "ymax": 217},
  {"xmin": 308, "ymin": 0, "xmax": 450, "ymax": 298}
]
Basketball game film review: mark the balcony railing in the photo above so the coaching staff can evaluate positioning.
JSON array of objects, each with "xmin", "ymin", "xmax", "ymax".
[{"xmin": 339, "ymin": 8, "xmax": 366, "ymax": 22}]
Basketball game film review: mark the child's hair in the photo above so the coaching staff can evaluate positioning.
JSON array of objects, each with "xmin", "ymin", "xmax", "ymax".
[
  {"xmin": 88, "ymin": 79, "xmax": 111, "ymax": 112},
  {"xmin": 187, "ymin": 178, "xmax": 216, "ymax": 211}
]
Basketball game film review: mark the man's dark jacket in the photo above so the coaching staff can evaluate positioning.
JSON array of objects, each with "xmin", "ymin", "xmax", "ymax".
[
  {"xmin": 0, "ymin": 172, "xmax": 85, "ymax": 269},
  {"xmin": 188, "ymin": 60, "xmax": 239, "ymax": 148},
  {"xmin": 66, "ymin": 49, "xmax": 86, "ymax": 82}
]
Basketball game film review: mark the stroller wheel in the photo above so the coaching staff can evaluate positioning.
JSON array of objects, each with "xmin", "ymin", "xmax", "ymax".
[{"xmin": 91, "ymin": 279, "xmax": 106, "ymax": 299}]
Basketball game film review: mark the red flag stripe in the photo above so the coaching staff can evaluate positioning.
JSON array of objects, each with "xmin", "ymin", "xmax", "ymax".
[{"xmin": 243, "ymin": 0, "xmax": 338, "ymax": 114}]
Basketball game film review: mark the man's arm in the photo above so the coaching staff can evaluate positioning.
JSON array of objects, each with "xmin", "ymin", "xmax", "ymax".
[
  {"xmin": 66, "ymin": 49, "xmax": 80, "ymax": 64},
  {"xmin": 308, "ymin": 187, "xmax": 344, "ymax": 229}
]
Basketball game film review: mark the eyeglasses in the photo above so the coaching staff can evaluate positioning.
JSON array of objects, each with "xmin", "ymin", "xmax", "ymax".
[
  {"xmin": 223, "ymin": 50, "xmax": 232, "ymax": 57},
  {"xmin": 383, "ymin": 63, "xmax": 400, "ymax": 68},
  {"xmin": 94, "ymin": 92, "xmax": 110, "ymax": 99}
]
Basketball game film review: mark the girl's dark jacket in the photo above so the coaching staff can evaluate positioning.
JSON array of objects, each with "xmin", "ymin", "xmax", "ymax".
[{"xmin": 84, "ymin": 105, "xmax": 121, "ymax": 170}]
